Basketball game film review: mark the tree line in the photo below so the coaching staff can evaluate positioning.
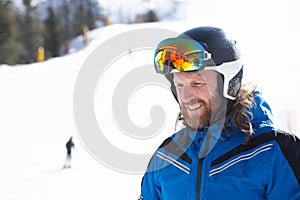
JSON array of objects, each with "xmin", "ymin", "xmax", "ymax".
[{"xmin": 0, "ymin": 0, "xmax": 106, "ymax": 65}]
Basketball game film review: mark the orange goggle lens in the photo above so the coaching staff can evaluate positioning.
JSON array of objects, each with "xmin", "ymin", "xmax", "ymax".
[{"xmin": 154, "ymin": 38, "xmax": 211, "ymax": 74}]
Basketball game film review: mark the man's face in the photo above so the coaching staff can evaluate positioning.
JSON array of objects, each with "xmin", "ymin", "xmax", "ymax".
[{"xmin": 173, "ymin": 70, "xmax": 223, "ymax": 130}]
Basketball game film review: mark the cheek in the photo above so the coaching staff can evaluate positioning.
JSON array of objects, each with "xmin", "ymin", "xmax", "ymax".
[
  {"xmin": 175, "ymin": 86, "xmax": 196, "ymax": 102},
  {"xmin": 194, "ymin": 86, "xmax": 213, "ymax": 102},
  {"xmin": 206, "ymin": 81, "xmax": 219, "ymax": 94},
  {"xmin": 205, "ymin": 83, "xmax": 221, "ymax": 101}
]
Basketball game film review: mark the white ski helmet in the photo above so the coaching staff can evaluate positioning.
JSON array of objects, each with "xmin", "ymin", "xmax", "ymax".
[{"xmin": 154, "ymin": 26, "xmax": 243, "ymax": 101}]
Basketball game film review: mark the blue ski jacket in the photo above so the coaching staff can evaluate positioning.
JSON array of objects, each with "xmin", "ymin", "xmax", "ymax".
[{"xmin": 140, "ymin": 92, "xmax": 300, "ymax": 200}]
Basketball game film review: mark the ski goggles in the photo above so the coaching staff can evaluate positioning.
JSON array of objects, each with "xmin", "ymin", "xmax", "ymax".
[{"xmin": 154, "ymin": 38, "xmax": 212, "ymax": 74}]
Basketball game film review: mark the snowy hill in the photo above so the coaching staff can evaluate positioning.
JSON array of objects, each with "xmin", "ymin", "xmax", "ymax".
[
  {"xmin": 0, "ymin": 20, "xmax": 300, "ymax": 200},
  {"xmin": 0, "ymin": 21, "xmax": 187, "ymax": 200},
  {"xmin": 0, "ymin": 24, "xmax": 142, "ymax": 199}
]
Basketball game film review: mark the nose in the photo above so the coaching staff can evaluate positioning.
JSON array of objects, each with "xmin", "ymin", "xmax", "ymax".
[{"xmin": 180, "ymin": 85, "xmax": 196, "ymax": 103}]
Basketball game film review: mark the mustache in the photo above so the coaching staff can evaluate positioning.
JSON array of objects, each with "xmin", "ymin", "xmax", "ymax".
[{"xmin": 181, "ymin": 99, "xmax": 206, "ymax": 107}]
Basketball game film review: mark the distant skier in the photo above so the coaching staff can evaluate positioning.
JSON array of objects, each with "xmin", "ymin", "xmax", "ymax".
[{"xmin": 63, "ymin": 136, "xmax": 74, "ymax": 168}]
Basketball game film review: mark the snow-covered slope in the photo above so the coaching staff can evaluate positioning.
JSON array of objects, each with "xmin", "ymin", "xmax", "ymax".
[{"xmin": 0, "ymin": 24, "xmax": 143, "ymax": 199}]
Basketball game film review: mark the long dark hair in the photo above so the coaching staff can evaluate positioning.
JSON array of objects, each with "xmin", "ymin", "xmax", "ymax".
[{"xmin": 226, "ymin": 83, "xmax": 256, "ymax": 137}]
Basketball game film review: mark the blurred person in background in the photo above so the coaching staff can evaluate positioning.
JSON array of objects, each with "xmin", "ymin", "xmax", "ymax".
[{"xmin": 63, "ymin": 136, "xmax": 74, "ymax": 168}]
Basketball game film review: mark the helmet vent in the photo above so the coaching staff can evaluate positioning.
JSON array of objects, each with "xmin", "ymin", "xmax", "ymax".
[{"xmin": 227, "ymin": 76, "xmax": 241, "ymax": 98}]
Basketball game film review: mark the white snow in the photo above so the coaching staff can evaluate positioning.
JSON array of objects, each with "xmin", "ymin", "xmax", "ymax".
[
  {"xmin": 1, "ymin": 19, "xmax": 300, "ymax": 200},
  {"xmin": 0, "ymin": 24, "xmax": 145, "ymax": 199}
]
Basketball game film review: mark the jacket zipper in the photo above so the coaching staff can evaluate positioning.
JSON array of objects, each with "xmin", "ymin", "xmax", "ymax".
[{"xmin": 196, "ymin": 158, "xmax": 204, "ymax": 200}]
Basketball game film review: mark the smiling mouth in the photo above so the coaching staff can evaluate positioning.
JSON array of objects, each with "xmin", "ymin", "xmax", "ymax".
[{"xmin": 186, "ymin": 103, "xmax": 201, "ymax": 110}]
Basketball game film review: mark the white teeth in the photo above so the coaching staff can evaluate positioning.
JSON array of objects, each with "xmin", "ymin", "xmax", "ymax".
[{"xmin": 186, "ymin": 104, "xmax": 200, "ymax": 110}]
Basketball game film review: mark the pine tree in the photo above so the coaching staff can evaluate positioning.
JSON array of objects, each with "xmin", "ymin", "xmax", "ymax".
[
  {"xmin": 0, "ymin": 1, "xmax": 22, "ymax": 65},
  {"xmin": 44, "ymin": 6, "xmax": 62, "ymax": 58},
  {"xmin": 145, "ymin": 10, "xmax": 158, "ymax": 22},
  {"xmin": 86, "ymin": 0, "xmax": 101, "ymax": 30},
  {"xmin": 18, "ymin": 0, "xmax": 39, "ymax": 63},
  {"xmin": 61, "ymin": 0, "xmax": 71, "ymax": 41}
]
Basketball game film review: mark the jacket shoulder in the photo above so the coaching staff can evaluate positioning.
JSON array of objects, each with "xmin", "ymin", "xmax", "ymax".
[
  {"xmin": 249, "ymin": 130, "xmax": 300, "ymax": 185},
  {"xmin": 272, "ymin": 130, "xmax": 300, "ymax": 185},
  {"xmin": 158, "ymin": 135, "xmax": 192, "ymax": 165},
  {"xmin": 212, "ymin": 130, "xmax": 300, "ymax": 185}
]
